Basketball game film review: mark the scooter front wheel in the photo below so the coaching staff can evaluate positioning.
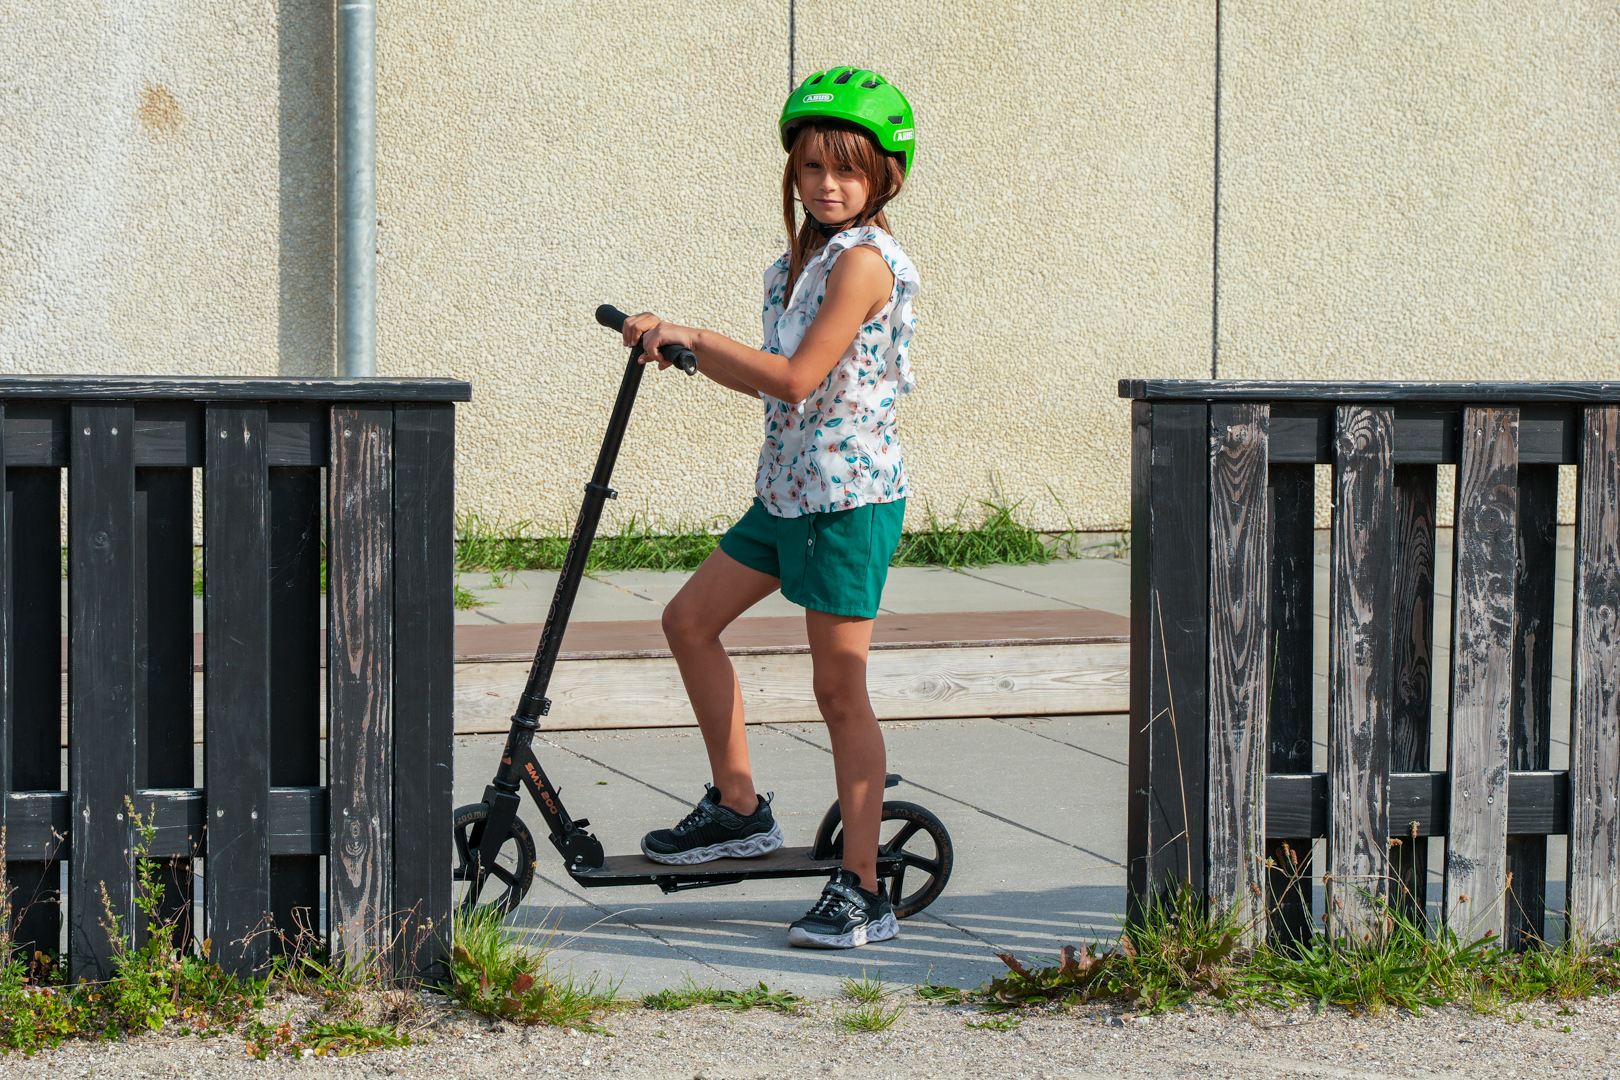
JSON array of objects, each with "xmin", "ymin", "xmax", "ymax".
[{"xmin": 452, "ymin": 802, "xmax": 538, "ymax": 918}]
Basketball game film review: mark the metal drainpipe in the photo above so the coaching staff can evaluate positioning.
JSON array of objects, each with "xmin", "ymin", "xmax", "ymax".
[{"xmin": 336, "ymin": 0, "xmax": 377, "ymax": 377}]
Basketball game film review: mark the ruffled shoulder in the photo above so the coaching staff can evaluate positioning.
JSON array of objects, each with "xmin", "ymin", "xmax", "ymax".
[{"xmin": 821, "ymin": 227, "xmax": 920, "ymax": 305}]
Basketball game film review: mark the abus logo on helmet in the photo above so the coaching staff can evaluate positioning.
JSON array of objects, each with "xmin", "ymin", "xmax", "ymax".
[
  {"xmin": 893, "ymin": 129, "xmax": 914, "ymax": 141},
  {"xmin": 802, "ymin": 93, "xmax": 834, "ymax": 103}
]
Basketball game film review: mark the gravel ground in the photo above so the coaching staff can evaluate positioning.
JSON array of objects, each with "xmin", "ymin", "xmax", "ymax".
[{"xmin": 6, "ymin": 994, "xmax": 1620, "ymax": 1079}]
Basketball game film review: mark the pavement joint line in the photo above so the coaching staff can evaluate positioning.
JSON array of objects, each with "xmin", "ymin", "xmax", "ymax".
[
  {"xmin": 586, "ymin": 572, "xmax": 663, "ymax": 605},
  {"xmin": 947, "ymin": 567, "xmax": 1088, "ymax": 608},
  {"xmin": 761, "ymin": 723, "xmax": 1123, "ymax": 868},
  {"xmin": 540, "ymin": 735, "xmax": 696, "ymax": 809},
  {"xmin": 914, "ymin": 908, "xmax": 1004, "ymax": 955},
  {"xmin": 995, "ymin": 716, "xmax": 1128, "ymax": 768},
  {"xmin": 473, "ymin": 609, "xmax": 507, "ymax": 624},
  {"xmin": 524, "ymin": 867, "xmax": 733, "ymax": 986}
]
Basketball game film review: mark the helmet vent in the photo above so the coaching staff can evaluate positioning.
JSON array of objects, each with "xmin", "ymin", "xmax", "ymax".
[
  {"xmin": 833, "ymin": 70, "xmax": 854, "ymax": 84},
  {"xmin": 810, "ymin": 73, "xmax": 824, "ymax": 85},
  {"xmin": 888, "ymin": 115, "xmax": 903, "ymax": 124},
  {"xmin": 861, "ymin": 78, "xmax": 880, "ymax": 89}
]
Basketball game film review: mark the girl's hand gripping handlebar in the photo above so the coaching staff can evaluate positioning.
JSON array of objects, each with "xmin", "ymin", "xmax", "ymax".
[{"xmin": 595, "ymin": 304, "xmax": 698, "ymax": 375}]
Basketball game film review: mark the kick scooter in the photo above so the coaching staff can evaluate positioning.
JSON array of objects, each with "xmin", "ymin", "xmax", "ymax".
[{"xmin": 451, "ymin": 305, "xmax": 954, "ymax": 919}]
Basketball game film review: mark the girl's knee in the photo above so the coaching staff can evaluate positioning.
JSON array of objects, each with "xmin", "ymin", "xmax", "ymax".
[{"xmin": 662, "ymin": 599, "xmax": 709, "ymax": 649}]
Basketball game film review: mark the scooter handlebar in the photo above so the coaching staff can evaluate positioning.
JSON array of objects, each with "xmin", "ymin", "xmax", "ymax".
[{"xmin": 595, "ymin": 304, "xmax": 697, "ymax": 375}]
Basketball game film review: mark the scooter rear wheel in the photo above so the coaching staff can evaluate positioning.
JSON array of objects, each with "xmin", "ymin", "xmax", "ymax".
[
  {"xmin": 452, "ymin": 803, "xmax": 538, "ymax": 918},
  {"xmin": 811, "ymin": 800, "xmax": 954, "ymax": 919}
]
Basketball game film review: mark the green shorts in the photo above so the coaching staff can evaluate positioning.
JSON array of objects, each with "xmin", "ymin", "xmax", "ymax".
[{"xmin": 719, "ymin": 498, "xmax": 906, "ymax": 619}]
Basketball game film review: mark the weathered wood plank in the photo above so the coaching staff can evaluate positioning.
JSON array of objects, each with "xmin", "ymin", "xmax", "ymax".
[
  {"xmin": 1266, "ymin": 462, "xmax": 1315, "ymax": 948},
  {"xmin": 3, "ymin": 465, "xmax": 64, "ymax": 959},
  {"xmin": 68, "ymin": 404, "xmax": 138, "ymax": 981},
  {"xmin": 269, "ymin": 467, "xmax": 323, "ymax": 951},
  {"xmin": 1128, "ymin": 401, "xmax": 1210, "ymax": 921},
  {"xmin": 1390, "ymin": 465, "xmax": 1437, "ymax": 921},
  {"xmin": 1568, "ymin": 406, "xmax": 1620, "ymax": 939},
  {"xmin": 6, "ymin": 787, "xmax": 329, "ymax": 859},
  {"xmin": 0, "ymin": 378, "xmax": 470, "ymax": 402},
  {"xmin": 203, "ymin": 406, "xmax": 274, "ymax": 976},
  {"xmin": 1122, "ymin": 381, "xmax": 1620, "ymax": 405},
  {"xmin": 133, "ymin": 466, "xmax": 197, "ymax": 950},
  {"xmin": 1268, "ymin": 770, "xmax": 1568, "ymax": 840},
  {"xmin": 1328, "ymin": 405, "xmax": 1396, "ymax": 939},
  {"xmin": 454, "ymin": 641, "xmax": 1131, "ymax": 733},
  {"xmin": 1443, "ymin": 407, "xmax": 1519, "ymax": 941},
  {"xmin": 1206, "ymin": 404, "xmax": 1269, "ymax": 938},
  {"xmin": 391, "ymin": 404, "xmax": 455, "ymax": 979},
  {"xmin": 1506, "ymin": 463, "xmax": 1558, "ymax": 948},
  {"xmin": 327, "ymin": 406, "xmax": 394, "ymax": 968}
]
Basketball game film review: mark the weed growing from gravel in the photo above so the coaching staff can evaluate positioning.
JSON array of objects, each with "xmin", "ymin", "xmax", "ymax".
[
  {"xmin": 641, "ymin": 978, "xmax": 803, "ymax": 1013},
  {"xmin": 837, "ymin": 1001, "xmax": 904, "ymax": 1032},
  {"xmin": 447, "ymin": 908, "xmax": 622, "ymax": 1031},
  {"xmin": 242, "ymin": 1016, "xmax": 411, "ymax": 1060},
  {"xmin": 839, "ymin": 970, "xmax": 895, "ymax": 1004},
  {"xmin": 984, "ymin": 881, "xmax": 1620, "ymax": 1018},
  {"xmin": 0, "ymin": 811, "xmax": 263, "ymax": 1057}
]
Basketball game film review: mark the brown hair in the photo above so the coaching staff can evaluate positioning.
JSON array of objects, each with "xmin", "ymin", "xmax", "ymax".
[{"xmin": 781, "ymin": 122, "xmax": 906, "ymax": 296}]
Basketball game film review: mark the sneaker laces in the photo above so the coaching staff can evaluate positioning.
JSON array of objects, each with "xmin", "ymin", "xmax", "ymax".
[
  {"xmin": 670, "ymin": 799, "xmax": 720, "ymax": 836},
  {"xmin": 808, "ymin": 879, "xmax": 863, "ymax": 917}
]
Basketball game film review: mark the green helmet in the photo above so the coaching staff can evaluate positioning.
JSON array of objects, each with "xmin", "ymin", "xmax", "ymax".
[{"xmin": 779, "ymin": 67, "xmax": 915, "ymax": 176}]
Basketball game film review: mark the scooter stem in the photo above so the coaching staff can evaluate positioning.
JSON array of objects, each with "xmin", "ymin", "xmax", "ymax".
[{"xmin": 512, "ymin": 346, "xmax": 647, "ymax": 724}]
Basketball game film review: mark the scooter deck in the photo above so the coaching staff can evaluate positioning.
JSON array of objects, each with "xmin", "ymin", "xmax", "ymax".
[{"xmin": 569, "ymin": 845, "xmax": 845, "ymax": 889}]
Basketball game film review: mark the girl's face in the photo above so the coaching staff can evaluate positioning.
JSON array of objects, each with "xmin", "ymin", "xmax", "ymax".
[{"xmin": 796, "ymin": 153, "xmax": 871, "ymax": 227}]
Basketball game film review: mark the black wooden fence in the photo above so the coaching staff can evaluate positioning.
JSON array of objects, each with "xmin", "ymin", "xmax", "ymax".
[
  {"xmin": 0, "ymin": 378, "xmax": 466, "ymax": 980},
  {"xmin": 1123, "ymin": 381, "xmax": 1620, "ymax": 949}
]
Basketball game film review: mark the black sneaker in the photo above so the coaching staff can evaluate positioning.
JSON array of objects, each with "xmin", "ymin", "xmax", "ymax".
[
  {"xmin": 787, "ymin": 869, "xmax": 899, "ymax": 949},
  {"xmin": 640, "ymin": 786, "xmax": 784, "ymax": 865}
]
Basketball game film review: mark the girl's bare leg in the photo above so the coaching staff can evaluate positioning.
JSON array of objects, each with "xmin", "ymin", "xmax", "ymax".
[
  {"xmin": 662, "ymin": 548, "xmax": 781, "ymax": 816},
  {"xmin": 805, "ymin": 609, "xmax": 885, "ymax": 893}
]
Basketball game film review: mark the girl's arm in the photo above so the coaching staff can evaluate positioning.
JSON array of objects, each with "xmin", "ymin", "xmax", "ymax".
[{"xmin": 623, "ymin": 245, "xmax": 894, "ymax": 405}]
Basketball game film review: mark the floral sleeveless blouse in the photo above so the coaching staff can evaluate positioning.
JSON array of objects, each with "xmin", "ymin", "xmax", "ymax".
[{"xmin": 755, "ymin": 226, "xmax": 919, "ymax": 519}]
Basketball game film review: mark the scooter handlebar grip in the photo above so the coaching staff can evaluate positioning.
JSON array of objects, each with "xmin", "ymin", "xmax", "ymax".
[{"xmin": 595, "ymin": 304, "xmax": 698, "ymax": 375}]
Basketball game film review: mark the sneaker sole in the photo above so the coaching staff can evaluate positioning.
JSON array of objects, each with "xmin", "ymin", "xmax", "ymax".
[
  {"xmin": 641, "ymin": 823, "xmax": 785, "ymax": 865},
  {"xmin": 786, "ymin": 912, "xmax": 899, "ymax": 950}
]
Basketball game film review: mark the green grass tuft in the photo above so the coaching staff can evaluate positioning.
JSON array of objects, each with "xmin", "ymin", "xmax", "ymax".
[
  {"xmin": 447, "ymin": 908, "xmax": 622, "ymax": 1031},
  {"xmin": 839, "ymin": 969, "xmax": 894, "ymax": 1004}
]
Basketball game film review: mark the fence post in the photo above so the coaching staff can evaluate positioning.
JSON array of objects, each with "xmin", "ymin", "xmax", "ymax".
[
  {"xmin": 68, "ymin": 404, "xmax": 138, "ymax": 980},
  {"xmin": 1327, "ymin": 405, "xmax": 1396, "ymax": 940},
  {"xmin": 204, "ymin": 405, "xmax": 274, "ymax": 976},
  {"xmin": 1127, "ymin": 399, "xmax": 1210, "ymax": 920},
  {"xmin": 391, "ymin": 403, "xmax": 455, "ymax": 978},
  {"xmin": 1569, "ymin": 405, "xmax": 1620, "ymax": 940},
  {"xmin": 1206, "ymin": 404, "xmax": 1269, "ymax": 939},
  {"xmin": 327, "ymin": 405, "xmax": 395, "ymax": 969},
  {"xmin": 1442, "ymin": 407, "xmax": 1519, "ymax": 941}
]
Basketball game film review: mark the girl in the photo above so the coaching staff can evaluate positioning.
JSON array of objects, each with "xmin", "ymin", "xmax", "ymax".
[{"xmin": 620, "ymin": 67, "xmax": 919, "ymax": 950}]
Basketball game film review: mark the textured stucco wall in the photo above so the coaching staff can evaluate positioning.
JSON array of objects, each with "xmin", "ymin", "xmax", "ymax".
[
  {"xmin": 1218, "ymin": 2, "xmax": 1620, "ymax": 524},
  {"xmin": 0, "ymin": 1, "xmax": 333, "ymax": 376},
  {"xmin": 5, "ymin": 3, "xmax": 1616, "ymax": 532}
]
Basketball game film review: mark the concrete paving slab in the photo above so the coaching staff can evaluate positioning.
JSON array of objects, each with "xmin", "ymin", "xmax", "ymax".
[
  {"xmin": 951, "ymin": 560, "xmax": 1132, "ymax": 617},
  {"xmin": 450, "ymin": 713, "xmax": 1130, "ymax": 996}
]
